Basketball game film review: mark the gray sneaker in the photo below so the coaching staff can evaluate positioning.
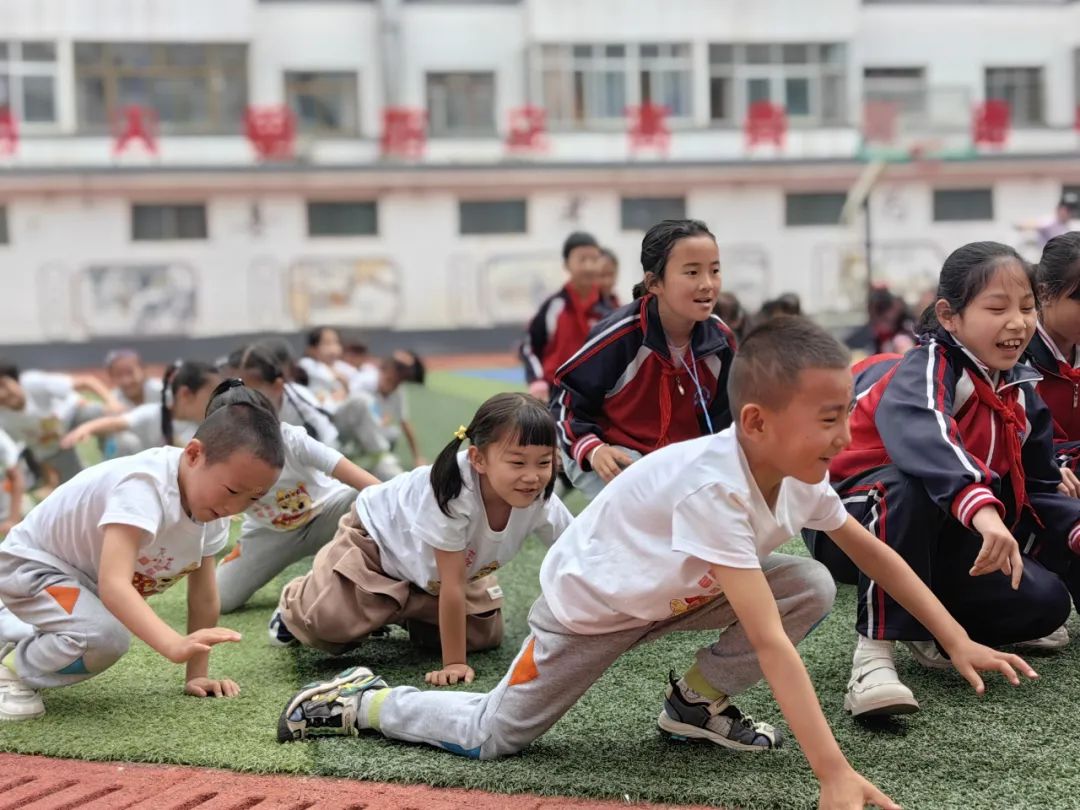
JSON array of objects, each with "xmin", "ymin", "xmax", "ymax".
[
  {"xmin": 277, "ymin": 665, "xmax": 388, "ymax": 743},
  {"xmin": 657, "ymin": 670, "xmax": 782, "ymax": 751}
]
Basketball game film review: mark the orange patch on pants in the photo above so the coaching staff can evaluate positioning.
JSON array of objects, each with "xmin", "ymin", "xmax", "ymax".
[
  {"xmin": 45, "ymin": 585, "xmax": 80, "ymax": 615},
  {"xmin": 222, "ymin": 545, "xmax": 242, "ymax": 564},
  {"xmin": 508, "ymin": 637, "xmax": 538, "ymax": 686}
]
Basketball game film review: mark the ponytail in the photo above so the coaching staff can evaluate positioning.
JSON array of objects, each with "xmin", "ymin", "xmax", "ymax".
[
  {"xmin": 431, "ymin": 425, "xmax": 469, "ymax": 517},
  {"xmin": 161, "ymin": 359, "xmax": 219, "ymax": 446},
  {"xmin": 160, "ymin": 360, "xmax": 182, "ymax": 446}
]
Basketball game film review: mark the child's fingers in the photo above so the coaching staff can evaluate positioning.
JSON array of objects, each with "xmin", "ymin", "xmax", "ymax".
[
  {"xmin": 955, "ymin": 662, "xmax": 985, "ymax": 695},
  {"xmin": 464, "ymin": 669, "xmax": 475, "ymax": 684},
  {"xmin": 866, "ymin": 784, "xmax": 901, "ymax": 810},
  {"xmin": 1002, "ymin": 652, "xmax": 1038, "ymax": 679},
  {"xmin": 224, "ymin": 680, "xmax": 241, "ymax": 697},
  {"xmin": 187, "ymin": 682, "xmax": 207, "ymax": 697},
  {"xmin": 991, "ymin": 657, "xmax": 1021, "ymax": 686},
  {"xmin": 1009, "ymin": 550, "xmax": 1024, "ymax": 590}
]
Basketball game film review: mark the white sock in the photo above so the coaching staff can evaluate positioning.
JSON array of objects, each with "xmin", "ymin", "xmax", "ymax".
[{"xmin": 852, "ymin": 634, "xmax": 896, "ymax": 669}]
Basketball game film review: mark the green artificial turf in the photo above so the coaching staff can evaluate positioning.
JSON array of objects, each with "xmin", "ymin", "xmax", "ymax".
[{"xmin": 2, "ymin": 370, "xmax": 1079, "ymax": 808}]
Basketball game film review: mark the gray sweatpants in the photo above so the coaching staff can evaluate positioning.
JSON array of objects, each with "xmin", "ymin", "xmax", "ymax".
[
  {"xmin": 217, "ymin": 486, "xmax": 358, "ymax": 614},
  {"xmin": 374, "ymin": 553, "xmax": 835, "ymax": 759},
  {"xmin": 560, "ymin": 446, "xmax": 644, "ymax": 501},
  {"xmin": 332, "ymin": 394, "xmax": 405, "ymax": 480},
  {"xmin": 0, "ymin": 548, "xmax": 130, "ymax": 689}
]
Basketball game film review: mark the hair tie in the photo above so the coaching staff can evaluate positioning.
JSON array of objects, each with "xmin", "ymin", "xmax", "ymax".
[{"xmin": 454, "ymin": 425, "xmax": 468, "ymax": 441}]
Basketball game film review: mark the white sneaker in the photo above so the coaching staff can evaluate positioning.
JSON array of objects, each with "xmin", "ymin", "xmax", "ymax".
[
  {"xmin": 903, "ymin": 640, "xmax": 952, "ymax": 670},
  {"xmin": 844, "ymin": 639, "xmax": 920, "ymax": 718},
  {"xmin": 1017, "ymin": 625, "xmax": 1070, "ymax": 650},
  {"xmin": 0, "ymin": 645, "xmax": 44, "ymax": 722}
]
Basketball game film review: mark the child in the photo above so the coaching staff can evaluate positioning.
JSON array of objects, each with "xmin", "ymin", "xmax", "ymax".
[
  {"xmin": 232, "ymin": 343, "xmax": 340, "ymax": 449},
  {"xmin": 809, "ymin": 241, "xmax": 1080, "ymax": 719},
  {"xmin": 1025, "ymin": 232, "xmax": 1080, "ymax": 468},
  {"xmin": 212, "ymin": 384, "xmax": 381, "ymax": 614},
  {"xmin": 0, "ymin": 363, "xmax": 124, "ymax": 487},
  {"xmin": 346, "ymin": 351, "xmax": 426, "ymax": 475},
  {"xmin": 297, "ymin": 326, "xmax": 350, "ymax": 407},
  {"xmin": 0, "ymin": 382, "xmax": 285, "ymax": 721},
  {"xmin": 271, "ymin": 393, "xmax": 572, "ymax": 687},
  {"xmin": 714, "ymin": 291, "xmax": 749, "ymax": 344},
  {"xmin": 598, "ymin": 247, "xmax": 621, "ymax": 309},
  {"xmin": 105, "ymin": 349, "xmax": 163, "ymax": 410},
  {"xmin": 60, "ymin": 361, "xmax": 222, "ymax": 457},
  {"xmin": 277, "ymin": 318, "xmax": 1031, "ymax": 810},
  {"xmin": 0, "ymin": 428, "xmax": 25, "ymax": 535},
  {"xmin": 551, "ymin": 219, "xmax": 735, "ymax": 500},
  {"xmin": 520, "ymin": 231, "xmax": 611, "ymax": 402}
]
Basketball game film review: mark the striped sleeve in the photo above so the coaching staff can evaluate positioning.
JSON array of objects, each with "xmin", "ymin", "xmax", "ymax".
[
  {"xmin": 520, "ymin": 298, "xmax": 552, "ymax": 385},
  {"xmin": 550, "ymin": 313, "xmax": 638, "ymax": 470},
  {"xmin": 873, "ymin": 340, "xmax": 1004, "ymax": 527}
]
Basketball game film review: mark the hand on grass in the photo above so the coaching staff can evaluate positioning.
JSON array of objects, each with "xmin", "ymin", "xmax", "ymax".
[
  {"xmin": 1059, "ymin": 467, "xmax": 1080, "ymax": 499},
  {"xmin": 185, "ymin": 677, "xmax": 240, "ymax": 698},
  {"xmin": 969, "ymin": 507, "xmax": 1023, "ymax": 588},
  {"xmin": 590, "ymin": 445, "xmax": 634, "ymax": 483},
  {"xmin": 165, "ymin": 627, "xmax": 242, "ymax": 664},
  {"xmin": 818, "ymin": 767, "xmax": 900, "ymax": 810},
  {"xmin": 425, "ymin": 663, "xmax": 474, "ymax": 687},
  {"xmin": 941, "ymin": 638, "xmax": 1038, "ymax": 696},
  {"xmin": 60, "ymin": 426, "xmax": 90, "ymax": 450}
]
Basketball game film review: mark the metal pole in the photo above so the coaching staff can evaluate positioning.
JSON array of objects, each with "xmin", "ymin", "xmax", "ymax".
[{"xmin": 863, "ymin": 195, "xmax": 873, "ymax": 297}]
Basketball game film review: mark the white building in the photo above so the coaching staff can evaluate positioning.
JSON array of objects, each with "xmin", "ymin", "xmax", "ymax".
[{"xmin": 0, "ymin": 0, "xmax": 1078, "ymax": 345}]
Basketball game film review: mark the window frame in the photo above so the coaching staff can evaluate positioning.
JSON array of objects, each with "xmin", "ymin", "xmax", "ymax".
[
  {"xmin": 131, "ymin": 203, "xmax": 209, "ymax": 242},
  {"xmin": 784, "ymin": 191, "xmax": 847, "ymax": 227},
  {"xmin": 620, "ymin": 196, "xmax": 687, "ymax": 231},
  {"xmin": 306, "ymin": 200, "xmax": 379, "ymax": 238},
  {"xmin": 984, "ymin": 66, "xmax": 1045, "ymax": 127},
  {"xmin": 425, "ymin": 71, "xmax": 498, "ymax": 137},
  {"xmin": 458, "ymin": 199, "xmax": 528, "ymax": 235},
  {"xmin": 284, "ymin": 70, "xmax": 360, "ymax": 135},
  {"xmin": 932, "ymin": 187, "xmax": 995, "ymax": 223},
  {"xmin": 0, "ymin": 40, "xmax": 60, "ymax": 129}
]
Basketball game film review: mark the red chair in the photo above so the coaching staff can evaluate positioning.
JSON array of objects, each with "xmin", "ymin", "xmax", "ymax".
[
  {"xmin": 245, "ymin": 105, "xmax": 297, "ymax": 161},
  {"xmin": 973, "ymin": 100, "xmax": 1010, "ymax": 147},
  {"xmin": 381, "ymin": 107, "xmax": 427, "ymax": 159},
  {"xmin": 111, "ymin": 105, "xmax": 159, "ymax": 156},
  {"xmin": 506, "ymin": 105, "xmax": 547, "ymax": 153},
  {"xmin": 744, "ymin": 101, "xmax": 787, "ymax": 149},
  {"xmin": 0, "ymin": 107, "xmax": 17, "ymax": 155},
  {"xmin": 627, "ymin": 103, "xmax": 670, "ymax": 154}
]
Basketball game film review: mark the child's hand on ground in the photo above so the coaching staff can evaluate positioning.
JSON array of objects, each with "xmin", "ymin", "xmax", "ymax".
[
  {"xmin": 185, "ymin": 677, "xmax": 240, "ymax": 698},
  {"xmin": 1059, "ymin": 466, "xmax": 1080, "ymax": 498},
  {"xmin": 818, "ymin": 767, "xmax": 900, "ymax": 810},
  {"xmin": 590, "ymin": 445, "xmax": 633, "ymax": 482},
  {"xmin": 425, "ymin": 663, "xmax": 475, "ymax": 687},
  {"xmin": 60, "ymin": 427, "xmax": 89, "ymax": 450},
  {"xmin": 941, "ymin": 638, "xmax": 1038, "ymax": 695},
  {"xmin": 165, "ymin": 627, "xmax": 242, "ymax": 664}
]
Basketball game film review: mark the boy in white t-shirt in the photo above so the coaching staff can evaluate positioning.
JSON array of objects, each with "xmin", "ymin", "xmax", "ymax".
[
  {"xmin": 0, "ymin": 428, "xmax": 25, "ymax": 534},
  {"xmin": 0, "ymin": 383, "xmax": 285, "ymax": 721},
  {"xmin": 0, "ymin": 361, "xmax": 124, "ymax": 487},
  {"xmin": 278, "ymin": 318, "xmax": 1036, "ymax": 810},
  {"xmin": 105, "ymin": 349, "xmax": 163, "ymax": 411}
]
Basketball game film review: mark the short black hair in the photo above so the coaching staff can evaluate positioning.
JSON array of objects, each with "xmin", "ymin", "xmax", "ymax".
[
  {"xmin": 728, "ymin": 316, "xmax": 850, "ymax": 414},
  {"xmin": 0, "ymin": 362, "xmax": 19, "ymax": 382},
  {"xmin": 195, "ymin": 381, "xmax": 285, "ymax": 469},
  {"xmin": 562, "ymin": 231, "xmax": 599, "ymax": 262}
]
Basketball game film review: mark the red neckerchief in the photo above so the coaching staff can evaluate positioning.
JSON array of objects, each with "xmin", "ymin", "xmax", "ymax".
[{"xmin": 965, "ymin": 370, "xmax": 1041, "ymax": 528}]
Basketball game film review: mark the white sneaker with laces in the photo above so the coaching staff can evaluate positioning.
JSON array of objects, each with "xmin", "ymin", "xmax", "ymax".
[
  {"xmin": 903, "ymin": 639, "xmax": 952, "ymax": 670},
  {"xmin": 844, "ymin": 638, "xmax": 920, "ymax": 718},
  {"xmin": 0, "ymin": 644, "xmax": 44, "ymax": 722},
  {"xmin": 1017, "ymin": 624, "xmax": 1070, "ymax": 650}
]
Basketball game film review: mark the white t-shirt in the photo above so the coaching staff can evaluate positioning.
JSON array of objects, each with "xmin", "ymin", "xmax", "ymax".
[
  {"xmin": 113, "ymin": 378, "xmax": 164, "ymax": 411},
  {"xmin": 120, "ymin": 403, "xmax": 166, "ymax": 450},
  {"xmin": 357, "ymin": 450, "xmax": 573, "ymax": 594},
  {"xmin": 0, "ymin": 428, "xmax": 19, "ymax": 474},
  {"xmin": 244, "ymin": 423, "xmax": 348, "ymax": 532},
  {"xmin": 2, "ymin": 447, "xmax": 230, "ymax": 597},
  {"xmin": 280, "ymin": 382, "xmax": 339, "ymax": 449},
  {"xmin": 0, "ymin": 371, "xmax": 82, "ymax": 457},
  {"xmin": 349, "ymin": 368, "xmax": 407, "ymax": 444},
  {"xmin": 539, "ymin": 427, "xmax": 849, "ymax": 635},
  {"xmin": 297, "ymin": 357, "xmax": 344, "ymax": 405}
]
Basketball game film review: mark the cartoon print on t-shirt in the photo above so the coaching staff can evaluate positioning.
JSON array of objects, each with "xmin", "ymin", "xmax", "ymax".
[
  {"xmin": 269, "ymin": 483, "xmax": 315, "ymax": 529},
  {"xmin": 131, "ymin": 561, "xmax": 201, "ymax": 597},
  {"xmin": 35, "ymin": 415, "xmax": 64, "ymax": 447},
  {"xmin": 669, "ymin": 571, "xmax": 725, "ymax": 616},
  {"xmin": 424, "ymin": 559, "xmax": 502, "ymax": 595}
]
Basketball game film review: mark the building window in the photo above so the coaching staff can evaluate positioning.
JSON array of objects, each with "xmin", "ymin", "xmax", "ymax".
[
  {"xmin": 933, "ymin": 188, "xmax": 994, "ymax": 222},
  {"xmin": 0, "ymin": 41, "xmax": 59, "ymax": 125},
  {"xmin": 863, "ymin": 67, "xmax": 926, "ymax": 115},
  {"xmin": 538, "ymin": 43, "xmax": 691, "ymax": 129},
  {"xmin": 285, "ymin": 71, "xmax": 359, "ymax": 134},
  {"xmin": 75, "ymin": 43, "xmax": 248, "ymax": 134},
  {"xmin": 307, "ymin": 201, "xmax": 378, "ymax": 237},
  {"xmin": 709, "ymin": 43, "xmax": 847, "ymax": 126},
  {"xmin": 426, "ymin": 72, "xmax": 496, "ymax": 137},
  {"xmin": 0, "ymin": 207, "xmax": 8, "ymax": 244},
  {"xmin": 621, "ymin": 197, "xmax": 686, "ymax": 231},
  {"xmin": 785, "ymin": 192, "xmax": 846, "ymax": 227},
  {"xmin": 985, "ymin": 67, "xmax": 1044, "ymax": 126},
  {"xmin": 459, "ymin": 200, "xmax": 527, "ymax": 235},
  {"xmin": 131, "ymin": 204, "xmax": 208, "ymax": 241}
]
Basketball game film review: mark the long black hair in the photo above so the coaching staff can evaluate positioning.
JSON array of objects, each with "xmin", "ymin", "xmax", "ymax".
[
  {"xmin": 916, "ymin": 241, "xmax": 1029, "ymax": 334},
  {"xmin": 161, "ymin": 360, "xmax": 219, "ymax": 446},
  {"xmin": 1035, "ymin": 231, "xmax": 1080, "ymax": 303},
  {"xmin": 632, "ymin": 219, "xmax": 716, "ymax": 299},
  {"xmin": 430, "ymin": 392, "xmax": 557, "ymax": 517}
]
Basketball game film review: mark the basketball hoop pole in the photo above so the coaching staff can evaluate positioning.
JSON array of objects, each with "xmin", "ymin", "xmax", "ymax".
[
  {"xmin": 862, "ymin": 196, "xmax": 873, "ymax": 294},
  {"xmin": 841, "ymin": 159, "xmax": 887, "ymax": 301}
]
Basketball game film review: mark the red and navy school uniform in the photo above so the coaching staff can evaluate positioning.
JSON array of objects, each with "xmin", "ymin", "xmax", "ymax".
[
  {"xmin": 550, "ymin": 294, "xmax": 735, "ymax": 470},
  {"xmin": 809, "ymin": 329, "xmax": 1078, "ymax": 647},
  {"xmin": 520, "ymin": 283, "xmax": 613, "ymax": 387},
  {"xmin": 1024, "ymin": 322, "xmax": 1080, "ymax": 468}
]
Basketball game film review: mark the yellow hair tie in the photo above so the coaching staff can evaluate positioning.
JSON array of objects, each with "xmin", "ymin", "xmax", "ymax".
[{"xmin": 454, "ymin": 425, "xmax": 468, "ymax": 441}]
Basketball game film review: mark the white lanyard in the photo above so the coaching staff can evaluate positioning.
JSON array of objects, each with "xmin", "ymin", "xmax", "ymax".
[{"xmin": 676, "ymin": 347, "xmax": 715, "ymax": 435}]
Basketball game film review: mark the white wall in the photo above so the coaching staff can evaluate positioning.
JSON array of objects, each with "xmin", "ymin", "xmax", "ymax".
[{"xmin": 0, "ymin": 0, "xmax": 255, "ymax": 39}]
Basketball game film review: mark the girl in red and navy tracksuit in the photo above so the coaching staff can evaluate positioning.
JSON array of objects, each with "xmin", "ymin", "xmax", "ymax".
[
  {"xmin": 809, "ymin": 241, "xmax": 1080, "ymax": 721},
  {"xmin": 551, "ymin": 219, "xmax": 735, "ymax": 500},
  {"xmin": 1025, "ymin": 232, "xmax": 1080, "ymax": 469}
]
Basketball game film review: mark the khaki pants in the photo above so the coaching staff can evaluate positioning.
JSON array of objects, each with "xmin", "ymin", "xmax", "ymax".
[{"xmin": 278, "ymin": 508, "xmax": 504, "ymax": 655}]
